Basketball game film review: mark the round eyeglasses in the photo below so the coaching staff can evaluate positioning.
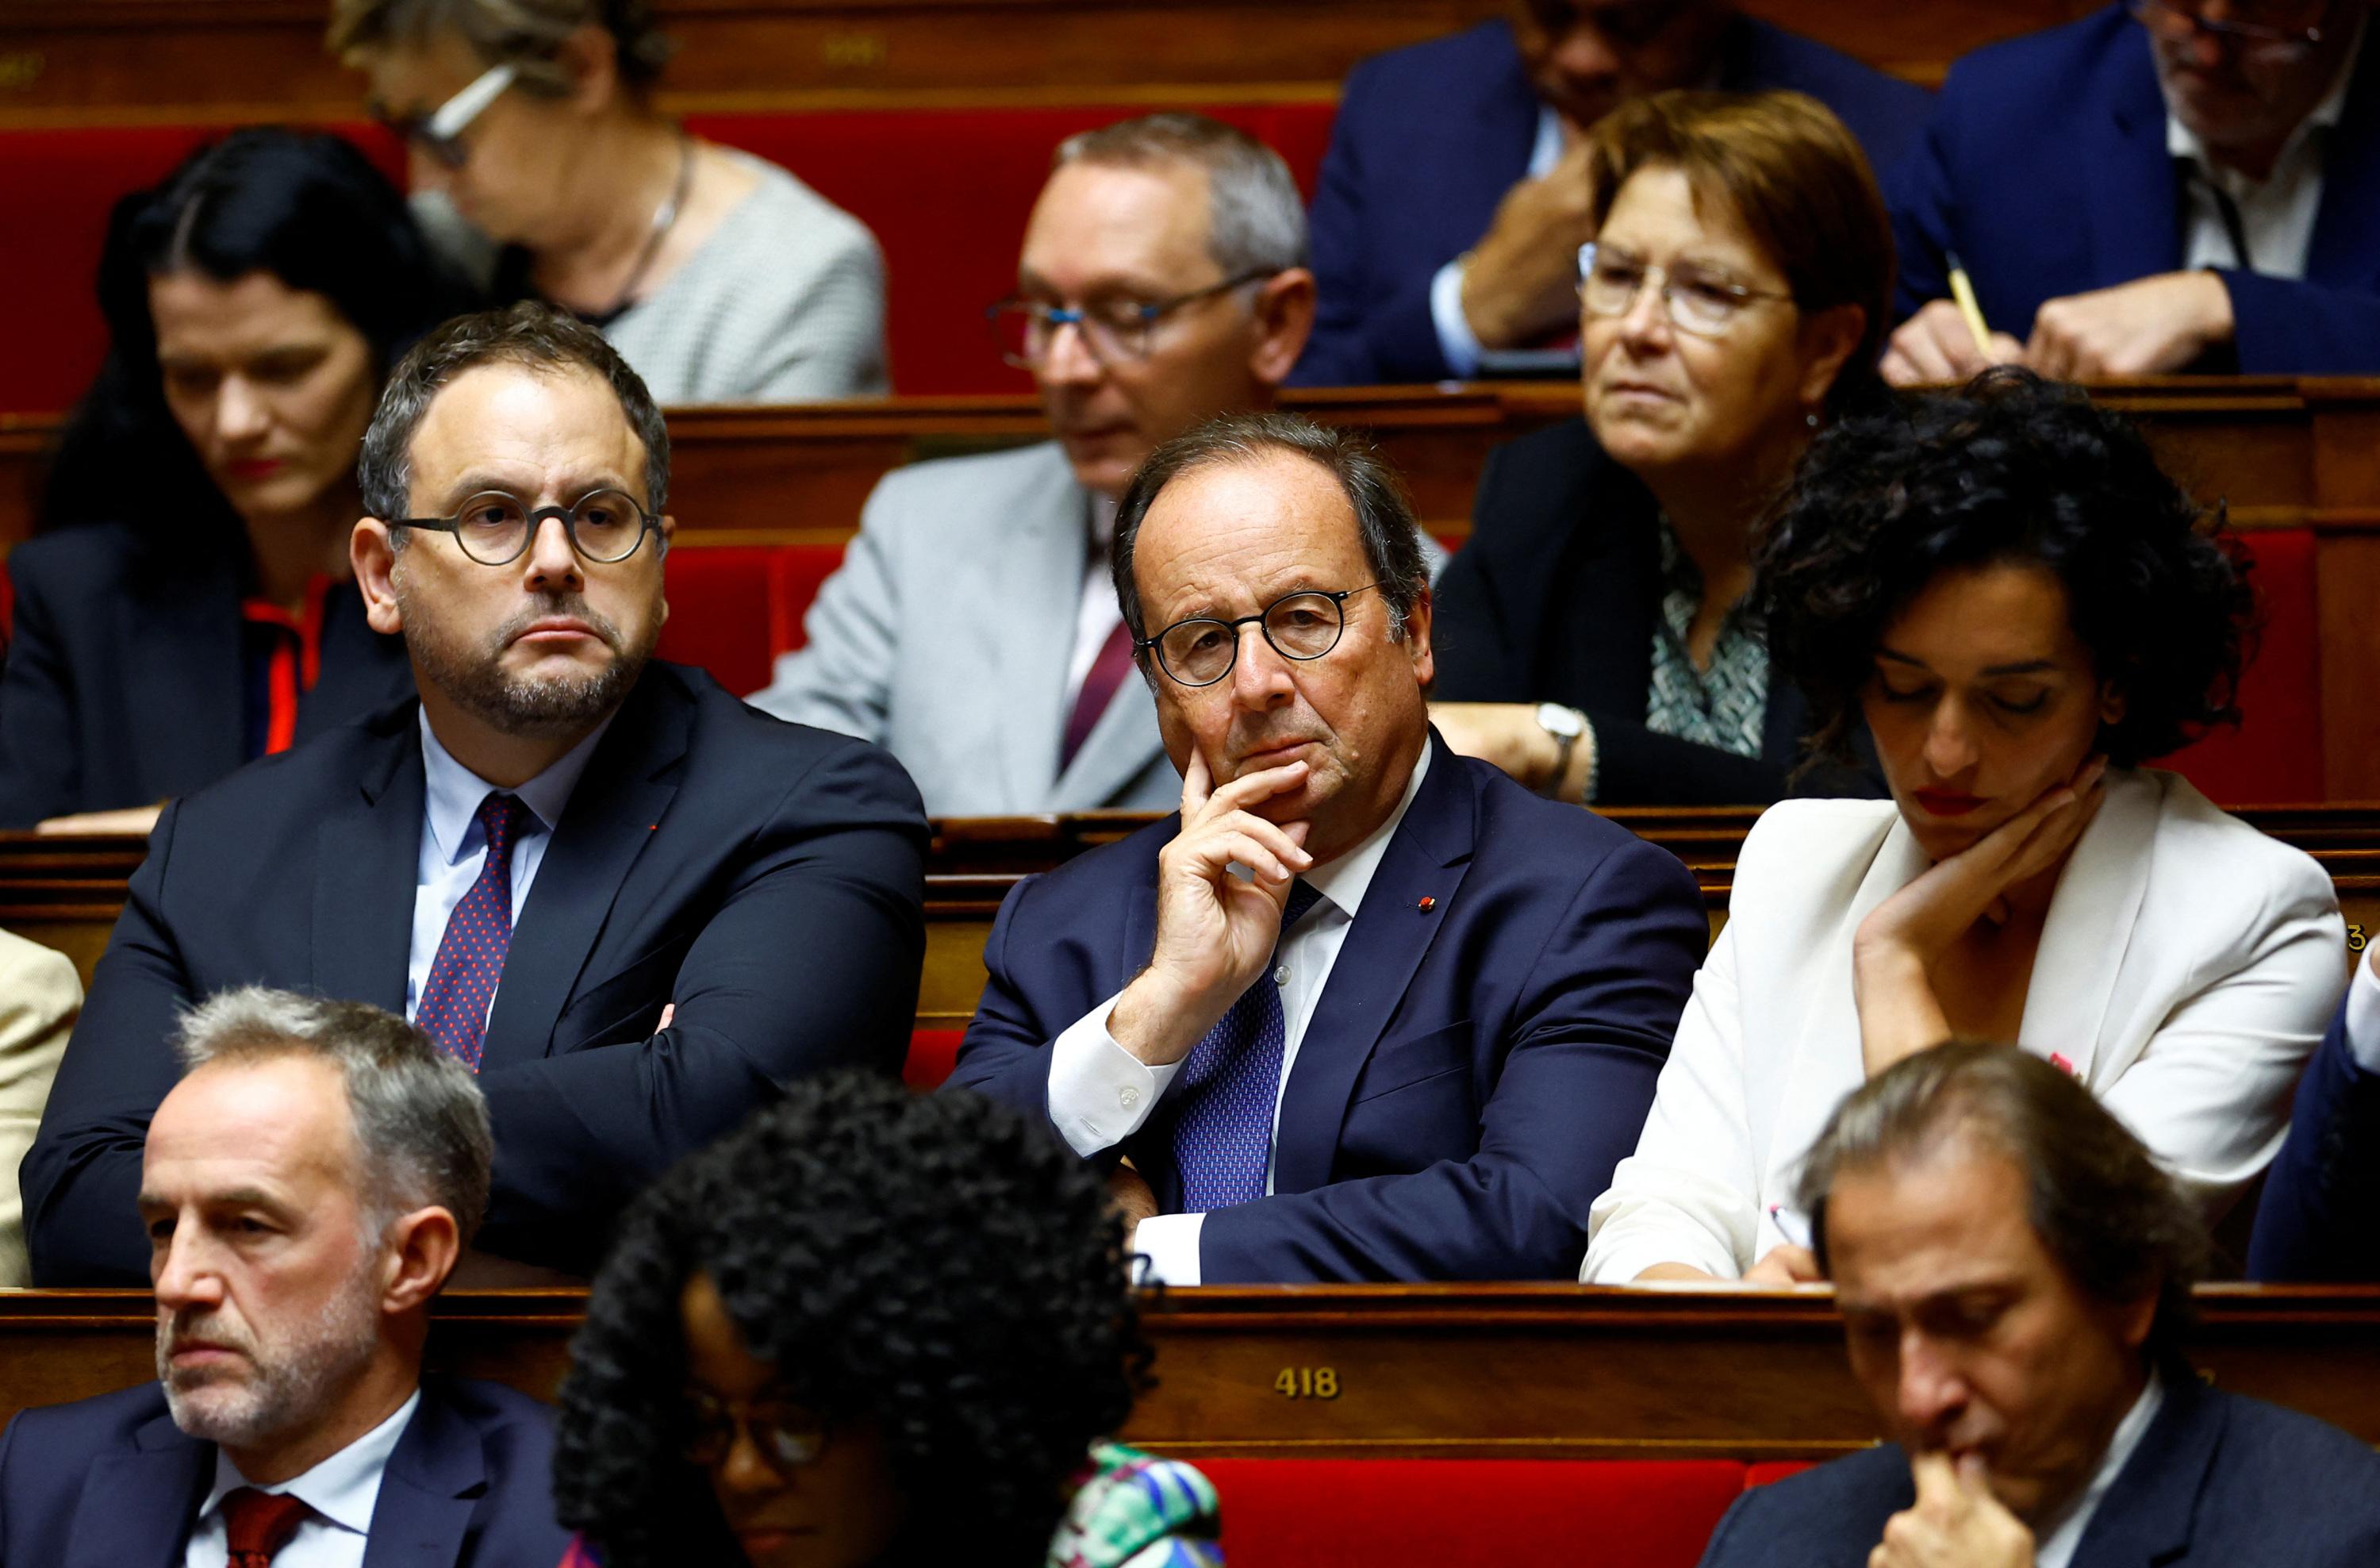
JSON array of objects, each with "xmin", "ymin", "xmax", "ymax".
[
  {"xmin": 1576, "ymin": 242, "xmax": 1796, "ymax": 339},
  {"xmin": 1138, "ymin": 585, "xmax": 1380, "ymax": 688},
  {"xmin": 2127, "ymin": 0, "xmax": 2327, "ymax": 56},
  {"xmin": 395, "ymin": 489, "xmax": 662, "ymax": 567},
  {"xmin": 681, "ymin": 1388, "xmax": 831, "ymax": 1474},
  {"xmin": 985, "ymin": 271, "xmax": 1274, "ymax": 369}
]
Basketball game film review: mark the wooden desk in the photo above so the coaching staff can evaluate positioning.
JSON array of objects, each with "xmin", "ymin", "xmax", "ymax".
[{"xmin": 3, "ymin": 1284, "xmax": 2372, "ymax": 1458}]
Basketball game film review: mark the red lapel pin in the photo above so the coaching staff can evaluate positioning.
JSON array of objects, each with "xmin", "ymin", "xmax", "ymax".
[{"xmin": 1417, "ymin": 896, "xmax": 1436, "ymax": 913}]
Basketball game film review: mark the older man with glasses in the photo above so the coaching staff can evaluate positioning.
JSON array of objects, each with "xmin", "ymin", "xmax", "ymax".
[
  {"xmin": 1886, "ymin": 0, "xmax": 2380, "ymax": 382},
  {"xmin": 948, "ymin": 410, "xmax": 1707, "ymax": 1286},
  {"xmin": 750, "ymin": 113, "xmax": 1441, "ymax": 817},
  {"xmin": 22, "ymin": 303, "xmax": 930, "ymax": 1287}
]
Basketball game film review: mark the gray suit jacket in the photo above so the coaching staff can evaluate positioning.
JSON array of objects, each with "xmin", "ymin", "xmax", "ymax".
[{"xmin": 752, "ymin": 442, "xmax": 1180, "ymax": 816}]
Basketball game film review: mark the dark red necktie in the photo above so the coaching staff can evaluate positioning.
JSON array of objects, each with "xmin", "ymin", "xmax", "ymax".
[
  {"xmin": 221, "ymin": 1487, "xmax": 313, "ymax": 1567},
  {"xmin": 414, "ymin": 792, "xmax": 532, "ymax": 1072},
  {"xmin": 1061, "ymin": 620, "xmax": 1137, "ymax": 773}
]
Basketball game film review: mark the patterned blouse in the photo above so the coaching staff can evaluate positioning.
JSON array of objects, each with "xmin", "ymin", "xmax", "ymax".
[{"xmin": 1642, "ymin": 517, "xmax": 1769, "ymax": 763}]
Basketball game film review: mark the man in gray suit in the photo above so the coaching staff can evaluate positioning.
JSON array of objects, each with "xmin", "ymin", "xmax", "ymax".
[
  {"xmin": 1697, "ymin": 1042, "xmax": 2380, "ymax": 1568},
  {"xmin": 752, "ymin": 113, "xmax": 1320, "ymax": 813}
]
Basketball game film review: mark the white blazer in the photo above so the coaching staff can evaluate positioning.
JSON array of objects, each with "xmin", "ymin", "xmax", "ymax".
[{"xmin": 1583, "ymin": 767, "xmax": 2346, "ymax": 1283}]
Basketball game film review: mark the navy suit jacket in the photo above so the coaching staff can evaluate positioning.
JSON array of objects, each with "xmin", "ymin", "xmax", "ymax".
[
  {"xmin": 947, "ymin": 736, "xmax": 1708, "ymax": 1282},
  {"xmin": 0, "ymin": 1378, "xmax": 570, "ymax": 1568},
  {"xmin": 1296, "ymin": 15, "xmax": 1932, "ymax": 386},
  {"xmin": 1696, "ymin": 1378, "xmax": 2380, "ymax": 1567},
  {"xmin": 22, "ymin": 662, "xmax": 928, "ymax": 1283},
  {"xmin": 2250, "ymin": 1001, "xmax": 2380, "ymax": 1280},
  {"xmin": 0, "ymin": 522, "xmax": 415, "ymax": 828},
  {"xmin": 1890, "ymin": 5, "xmax": 2380, "ymax": 372}
]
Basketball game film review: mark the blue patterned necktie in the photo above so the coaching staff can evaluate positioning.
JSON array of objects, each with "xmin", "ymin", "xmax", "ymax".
[
  {"xmin": 1169, "ymin": 879, "xmax": 1326, "ymax": 1213},
  {"xmin": 414, "ymin": 792, "xmax": 532, "ymax": 1072}
]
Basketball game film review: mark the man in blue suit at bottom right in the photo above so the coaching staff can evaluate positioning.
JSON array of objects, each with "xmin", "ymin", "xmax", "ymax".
[
  {"xmin": 1698, "ymin": 1042, "xmax": 2380, "ymax": 1568},
  {"xmin": 0, "ymin": 989, "xmax": 566, "ymax": 1567},
  {"xmin": 948, "ymin": 409, "xmax": 1708, "ymax": 1286}
]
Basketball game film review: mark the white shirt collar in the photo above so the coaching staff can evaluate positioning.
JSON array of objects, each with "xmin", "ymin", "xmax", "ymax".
[
  {"xmin": 418, "ymin": 706, "xmax": 616, "ymax": 866},
  {"xmin": 2166, "ymin": 15, "xmax": 2364, "ymax": 185},
  {"xmin": 2031, "ymin": 1370, "xmax": 2165, "ymax": 1568},
  {"xmin": 1299, "ymin": 739, "xmax": 1432, "ymax": 922},
  {"xmin": 200, "ymin": 1388, "xmax": 422, "ymax": 1540}
]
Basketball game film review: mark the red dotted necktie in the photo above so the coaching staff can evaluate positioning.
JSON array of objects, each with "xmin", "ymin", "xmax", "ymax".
[
  {"xmin": 221, "ymin": 1487, "xmax": 313, "ymax": 1567},
  {"xmin": 415, "ymin": 791, "xmax": 532, "ymax": 1072},
  {"xmin": 1061, "ymin": 619, "xmax": 1137, "ymax": 773}
]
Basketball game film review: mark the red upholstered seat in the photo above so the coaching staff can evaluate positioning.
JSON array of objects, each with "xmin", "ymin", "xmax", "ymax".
[
  {"xmin": 656, "ymin": 545, "xmax": 782, "ymax": 698},
  {"xmin": 1192, "ymin": 1458, "xmax": 1748, "ymax": 1568},
  {"xmin": 904, "ymin": 1027, "xmax": 965, "ymax": 1090},
  {"xmin": 765, "ymin": 542, "xmax": 846, "ymax": 656},
  {"xmin": 2150, "ymin": 528, "xmax": 2321, "ymax": 804},
  {"xmin": 1744, "ymin": 1461, "xmax": 1817, "ymax": 1488}
]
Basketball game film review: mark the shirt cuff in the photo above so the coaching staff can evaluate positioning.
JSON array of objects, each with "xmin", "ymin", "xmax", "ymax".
[
  {"xmin": 1134, "ymin": 1213, "xmax": 1204, "ymax": 1286},
  {"xmin": 1047, "ymin": 993, "xmax": 1184, "ymax": 1157},
  {"xmin": 1429, "ymin": 256, "xmax": 1488, "ymax": 380},
  {"xmin": 2345, "ymin": 950, "xmax": 2380, "ymax": 1074}
]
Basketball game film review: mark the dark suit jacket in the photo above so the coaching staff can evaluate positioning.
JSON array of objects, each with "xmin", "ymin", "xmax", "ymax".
[
  {"xmin": 0, "ymin": 1377, "xmax": 569, "ymax": 1568},
  {"xmin": 2250, "ymin": 1001, "xmax": 2380, "ymax": 1281},
  {"xmin": 1695, "ymin": 1378, "xmax": 2380, "ymax": 1567},
  {"xmin": 1296, "ymin": 15, "xmax": 1933, "ymax": 386},
  {"xmin": 0, "ymin": 522, "xmax": 416, "ymax": 828},
  {"xmin": 948, "ymin": 736, "xmax": 1708, "ymax": 1282},
  {"xmin": 1890, "ymin": 6, "xmax": 2380, "ymax": 372},
  {"xmin": 1430, "ymin": 419, "xmax": 1882, "ymax": 805},
  {"xmin": 22, "ymin": 662, "xmax": 928, "ymax": 1282}
]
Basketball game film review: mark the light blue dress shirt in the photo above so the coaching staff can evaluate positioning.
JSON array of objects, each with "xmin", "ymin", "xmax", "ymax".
[
  {"xmin": 1429, "ymin": 106, "xmax": 1580, "ymax": 378},
  {"xmin": 184, "ymin": 1389, "xmax": 420, "ymax": 1568}
]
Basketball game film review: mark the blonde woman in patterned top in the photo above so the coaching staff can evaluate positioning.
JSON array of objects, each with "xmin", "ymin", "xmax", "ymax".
[
  {"xmin": 1430, "ymin": 90, "xmax": 1894, "ymax": 806},
  {"xmin": 332, "ymin": 0, "xmax": 888, "ymax": 404},
  {"xmin": 552, "ymin": 1073, "xmax": 1223, "ymax": 1568}
]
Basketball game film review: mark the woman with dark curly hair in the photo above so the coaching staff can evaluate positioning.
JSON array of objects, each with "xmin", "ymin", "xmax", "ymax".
[
  {"xmin": 1584, "ymin": 369, "xmax": 2345, "ymax": 1286},
  {"xmin": 552, "ymin": 1072, "xmax": 1223, "ymax": 1568}
]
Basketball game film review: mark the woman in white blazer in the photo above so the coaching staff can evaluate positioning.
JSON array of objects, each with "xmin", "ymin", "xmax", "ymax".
[{"xmin": 1585, "ymin": 370, "xmax": 2347, "ymax": 1286}]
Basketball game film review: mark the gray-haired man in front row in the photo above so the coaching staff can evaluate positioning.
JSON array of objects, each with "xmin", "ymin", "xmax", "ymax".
[
  {"xmin": 0, "ymin": 990, "xmax": 569, "ymax": 1566},
  {"xmin": 1698, "ymin": 1041, "xmax": 2380, "ymax": 1568}
]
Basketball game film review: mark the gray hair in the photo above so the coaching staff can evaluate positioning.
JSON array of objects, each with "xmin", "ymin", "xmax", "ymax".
[
  {"xmin": 1795, "ymin": 1040, "xmax": 2209, "ymax": 1376},
  {"xmin": 358, "ymin": 300, "xmax": 670, "ymax": 532},
  {"xmin": 1111, "ymin": 409, "xmax": 1430, "ymax": 654},
  {"xmin": 328, "ymin": 0, "xmax": 677, "ymax": 94},
  {"xmin": 175, "ymin": 987, "xmax": 494, "ymax": 1246},
  {"xmin": 1054, "ymin": 113, "xmax": 1309, "ymax": 277}
]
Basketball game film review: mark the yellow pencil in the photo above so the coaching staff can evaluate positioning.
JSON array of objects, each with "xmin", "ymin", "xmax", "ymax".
[{"xmin": 1945, "ymin": 252, "xmax": 1994, "ymax": 356}]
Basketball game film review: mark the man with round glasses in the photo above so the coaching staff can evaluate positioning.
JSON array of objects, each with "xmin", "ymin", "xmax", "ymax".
[
  {"xmin": 752, "ymin": 113, "xmax": 1397, "ymax": 818},
  {"xmin": 950, "ymin": 411, "xmax": 1706, "ymax": 1285},
  {"xmin": 1886, "ymin": 0, "xmax": 2379, "ymax": 382},
  {"xmin": 25, "ymin": 304, "xmax": 931, "ymax": 1286}
]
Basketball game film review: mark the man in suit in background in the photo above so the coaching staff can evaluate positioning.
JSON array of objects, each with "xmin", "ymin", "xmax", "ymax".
[
  {"xmin": 750, "ymin": 113, "xmax": 1321, "ymax": 815},
  {"xmin": 1885, "ymin": 1, "xmax": 2380, "ymax": 382},
  {"xmin": 1295, "ymin": 0, "xmax": 1929, "ymax": 386},
  {"xmin": 0, "ymin": 990, "xmax": 568, "ymax": 1567},
  {"xmin": 24, "ymin": 302, "xmax": 928, "ymax": 1284},
  {"xmin": 950, "ymin": 411, "xmax": 1706, "ymax": 1284},
  {"xmin": 1698, "ymin": 1042, "xmax": 2380, "ymax": 1568},
  {"xmin": 2249, "ymin": 939, "xmax": 2380, "ymax": 1281}
]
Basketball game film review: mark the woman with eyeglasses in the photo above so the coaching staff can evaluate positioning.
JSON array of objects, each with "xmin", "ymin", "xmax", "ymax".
[
  {"xmin": 331, "ymin": 0, "xmax": 889, "ymax": 404},
  {"xmin": 1, "ymin": 128, "xmax": 470, "ymax": 833},
  {"xmin": 1428, "ymin": 90, "xmax": 1891, "ymax": 805},
  {"xmin": 551, "ymin": 1072, "xmax": 1224, "ymax": 1568}
]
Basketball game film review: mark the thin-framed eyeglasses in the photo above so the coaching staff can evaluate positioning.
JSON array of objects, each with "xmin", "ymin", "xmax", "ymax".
[
  {"xmin": 681, "ymin": 1388, "xmax": 831, "ymax": 1474},
  {"xmin": 985, "ymin": 271, "xmax": 1276, "ymax": 369},
  {"xmin": 2127, "ymin": 0, "xmax": 2327, "ymax": 55},
  {"xmin": 394, "ymin": 488, "xmax": 662, "ymax": 567},
  {"xmin": 1138, "ymin": 584, "xmax": 1381, "ymax": 688},
  {"xmin": 1577, "ymin": 241, "xmax": 1796, "ymax": 340},
  {"xmin": 374, "ymin": 61, "xmax": 517, "ymax": 171}
]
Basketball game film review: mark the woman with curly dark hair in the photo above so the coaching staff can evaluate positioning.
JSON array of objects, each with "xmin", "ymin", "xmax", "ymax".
[
  {"xmin": 552, "ymin": 1072, "xmax": 1223, "ymax": 1568},
  {"xmin": 1584, "ymin": 369, "xmax": 2345, "ymax": 1286}
]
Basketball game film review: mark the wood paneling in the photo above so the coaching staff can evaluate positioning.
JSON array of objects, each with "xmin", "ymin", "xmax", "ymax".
[{"xmin": 3, "ymin": 1284, "xmax": 2374, "ymax": 1458}]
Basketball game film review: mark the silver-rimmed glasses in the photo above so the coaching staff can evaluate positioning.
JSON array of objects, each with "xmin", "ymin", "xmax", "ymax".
[
  {"xmin": 374, "ymin": 61, "xmax": 517, "ymax": 171},
  {"xmin": 1138, "ymin": 585, "xmax": 1380, "ymax": 687},
  {"xmin": 985, "ymin": 271, "xmax": 1276, "ymax": 368},
  {"xmin": 395, "ymin": 488, "xmax": 662, "ymax": 567},
  {"xmin": 1576, "ymin": 241, "xmax": 1796, "ymax": 339},
  {"xmin": 2127, "ymin": 0, "xmax": 2327, "ymax": 56}
]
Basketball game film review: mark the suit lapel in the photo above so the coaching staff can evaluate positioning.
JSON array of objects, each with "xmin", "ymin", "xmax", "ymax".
[
  {"xmin": 1271, "ymin": 738, "xmax": 1474, "ymax": 1197},
  {"xmin": 997, "ymin": 456, "xmax": 1098, "ymax": 809},
  {"xmin": 2086, "ymin": 33, "xmax": 2186, "ymax": 293},
  {"xmin": 312, "ymin": 714, "xmax": 425, "ymax": 1013},
  {"xmin": 2309, "ymin": 27, "xmax": 2380, "ymax": 285},
  {"xmin": 66, "ymin": 1412, "xmax": 212, "ymax": 1568},
  {"xmin": 481, "ymin": 672, "xmax": 686, "ymax": 1071},
  {"xmin": 2071, "ymin": 1379, "xmax": 2220, "ymax": 1567},
  {"xmin": 2021, "ymin": 770, "xmax": 2159, "ymax": 1082},
  {"xmin": 361, "ymin": 1385, "xmax": 483, "ymax": 1568}
]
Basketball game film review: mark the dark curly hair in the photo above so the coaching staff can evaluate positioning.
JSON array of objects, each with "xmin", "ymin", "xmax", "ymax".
[
  {"xmin": 1753, "ymin": 368, "xmax": 2255, "ymax": 768},
  {"xmin": 551, "ymin": 1074, "xmax": 1150, "ymax": 1568}
]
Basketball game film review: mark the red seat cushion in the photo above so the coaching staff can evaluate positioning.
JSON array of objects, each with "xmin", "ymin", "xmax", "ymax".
[
  {"xmin": 657, "ymin": 544, "xmax": 781, "ymax": 697},
  {"xmin": 2151, "ymin": 528, "xmax": 2321, "ymax": 804},
  {"xmin": 766, "ymin": 541, "xmax": 848, "ymax": 657},
  {"xmin": 904, "ymin": 1027, "xmax": 965, "ymax": 1090},
  {"xmin": 1744, "ymin": 1461, "xmax": 1817, "ymax": 1489},
  {"xmin": 1192, "ymin": 1458, "xmax": 1747, "ymax": 1568}
]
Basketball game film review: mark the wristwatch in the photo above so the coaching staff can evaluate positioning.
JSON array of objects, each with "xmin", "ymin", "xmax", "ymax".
[{"xmin": 1534, "ymin": 703, "xmax": 1587, "ymax": 799}]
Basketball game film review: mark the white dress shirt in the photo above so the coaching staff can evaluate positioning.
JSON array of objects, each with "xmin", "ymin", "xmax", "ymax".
[
  {"xmin": 1064, "ymin": 493, "xmax": 1125, "ymax": 697},
  {"xmin": 405, "ymin": 709, "xmax": 613, "ymax": 1019},
  {"xmin": 1430, "ymin": 107, "xmax": 1580, "ymax": 379},
  {"xmin": 2341, "ymin": 947, "xmax": 2380, "ymax": 1074},
  {"xmin": 2032, "ymin": 1374, "xmax": 2165, "ymax": 1568},
  {"xmin": 1046, "ymin": 745, "xmax": 1433, "ymax": 1285},
  {"xmin": 2168, "ymin": 16, "xmax": 2362, "ymax": 281},
  {"xmin": 183, "ymin": 1389, "xmax": 420, "ymax": 1568}
]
